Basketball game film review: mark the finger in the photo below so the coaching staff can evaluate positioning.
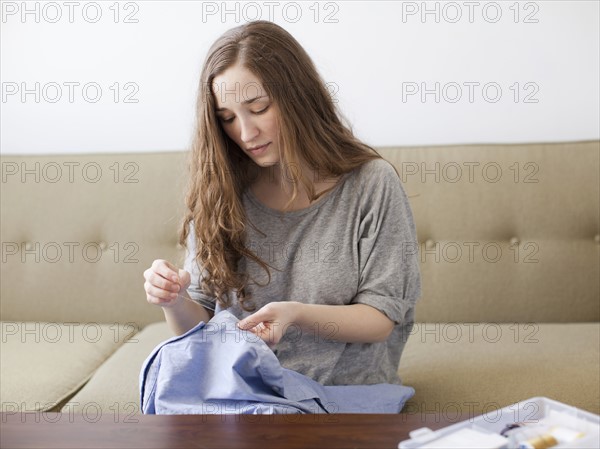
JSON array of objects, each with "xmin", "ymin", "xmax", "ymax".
[
  {"xmin": 144, "ymin": 281, "xmax": 179, "ymax": 302},
  {"xmin": 247, "ymin": 323, "xmax": 268, "ymax": 339},
  {"xmin": 145, "ymin": 281, "xmax": 178, "ymax": 301},
  {"xmin": 254, "ymin": 325, "xmax": 280, "ymax": 346},
  {"xmin": 146, "ymin": 294, "xmax": 171, "ymax": 306},
  {"xmin": 238, "ymin": 312, "xmax": 268, "ymax": 330},
  {"xmin": 147, "ymin": 294, "xmax": 180, "ymax": 307},
  {"xmin": 146, "ymin": 289, "xmax": 176, "ymax": 305},
  {"xmin": 177, "ymin": 269, "xmax": 191, "ymax": 288},
  {"xmin": 148, "ymin": 272, "xmax": 180, "ymax": 294},
  {"xmin": 252, "ymin": 322, "xmax": 267, "ymax": 333},
  {"xmin": 152, "ymin": 259, "xmax": 180, "ymax": 283}
]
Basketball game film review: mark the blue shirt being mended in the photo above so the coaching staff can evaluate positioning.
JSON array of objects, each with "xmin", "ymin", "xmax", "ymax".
[{"xmin": 140, "ymin": 311, "xmax": 415, "ymax": 414}]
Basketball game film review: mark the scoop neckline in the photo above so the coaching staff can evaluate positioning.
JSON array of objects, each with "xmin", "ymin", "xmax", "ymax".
[{"xmin": 243, "ymin": 171, "xmax": 351, "ymax": 218}]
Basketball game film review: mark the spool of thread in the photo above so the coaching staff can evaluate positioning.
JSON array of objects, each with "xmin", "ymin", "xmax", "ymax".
[{"xmin": 518, "ymin": 426, "xmax": 583, "ymax": 449}]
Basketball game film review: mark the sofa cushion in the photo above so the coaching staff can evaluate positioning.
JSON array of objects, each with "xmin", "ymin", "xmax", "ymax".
[
  {"xmin": 61, "ymin": 321, "xmax": 173, "ymax": 415},
  {"xmin": 399, "ymin": 322, "xmax": 600, "ymax": 418},
  {"xmin": 3, "ymin": 142, "xmax": 599, "ymax": 326},
  {"xmin": 60, "ymin": 322, "xmax": 600, "ymax": 418},
  {"xmin": 0, "ymin": 321, "xmax": 130, "ymax": 412},
  {"xmin": 0, "ymin": 151, "xmax": 189, "ymax": 327},
  {"xmin": 380, "ymin": 142, "xmax": 600, "ymax": 323}
]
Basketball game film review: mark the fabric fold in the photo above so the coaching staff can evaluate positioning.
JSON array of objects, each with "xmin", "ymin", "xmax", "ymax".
[{"xmin": 140, "ymin": 311, "xmax": 414, "ymax": 414}]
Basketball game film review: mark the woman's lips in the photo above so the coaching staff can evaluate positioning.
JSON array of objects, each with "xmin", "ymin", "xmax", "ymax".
[{"xmin": 249, "ymin": 143, "xmax": 270, "ymax": 155}]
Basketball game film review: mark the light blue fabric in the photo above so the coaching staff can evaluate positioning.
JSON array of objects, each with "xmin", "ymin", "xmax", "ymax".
[{"xmin": 140, "ymin": 311, "xmax": 415, "ymax": 414}]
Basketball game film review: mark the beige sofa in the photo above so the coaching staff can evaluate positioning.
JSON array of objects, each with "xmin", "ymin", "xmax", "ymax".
[{"xmin": 1, "ymin": 141, "xmax": 599, "ymax": 419}]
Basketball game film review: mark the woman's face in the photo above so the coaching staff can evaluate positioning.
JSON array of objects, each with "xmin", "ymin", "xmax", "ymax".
[{"xmin": 212, "ymin": 63, "xmax": 280, "ymax": 167}]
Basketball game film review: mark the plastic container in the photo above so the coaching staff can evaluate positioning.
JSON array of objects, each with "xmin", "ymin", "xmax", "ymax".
[{"xmin": 398, "ymin": 397, "xmax": 600, "ymax": 449}]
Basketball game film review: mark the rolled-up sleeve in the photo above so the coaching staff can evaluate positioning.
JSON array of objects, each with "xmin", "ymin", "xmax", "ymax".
[
  {"xmin": 183, "ymin": 223, "xmax": 217, "ymax": 312},
  {"xmin": 351, "ymin": 162, "xmax": 421, "ymax": 324}
]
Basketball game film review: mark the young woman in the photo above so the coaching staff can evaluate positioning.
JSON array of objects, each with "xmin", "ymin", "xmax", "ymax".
[{"xmin": 143, "ymin": 21, "xmax": 421, "ymax": 386}]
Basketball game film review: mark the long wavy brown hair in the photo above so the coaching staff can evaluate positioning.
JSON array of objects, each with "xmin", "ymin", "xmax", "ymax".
[{"xmin": 179, "ymin": 20, "xmax": 389, "ymax": 311}]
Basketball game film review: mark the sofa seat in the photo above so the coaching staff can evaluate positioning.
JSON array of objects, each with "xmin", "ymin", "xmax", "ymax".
[
  {"xmin": 399, "ymin": 322, "xmax": 600, "ymax": 418},
  {"xmin": 59, "ymin": 321, "xmax": 600, "ymax": 416},
  {"xmin": 0, "ymin": 322, "xmax": 131, "ymax": 412},
  {"xmin": 60, "ymin": 321, "xmax": 173, "ymax": 414}
]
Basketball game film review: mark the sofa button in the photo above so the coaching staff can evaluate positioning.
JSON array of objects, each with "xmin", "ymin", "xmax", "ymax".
[
  {"xmin": 595, "ymin": 234, "xmax": 600, "ymax": 244},
  {"xmin": 98, "ymin": 242, "xmax": 108, "ymax": 251},
  {"xmin": 510, "ymin": 237, "xmax": 520, "ymax": 246},
  {"xmin": 425, "ymin": 239, "xmax": 435, "ymax": 250}
]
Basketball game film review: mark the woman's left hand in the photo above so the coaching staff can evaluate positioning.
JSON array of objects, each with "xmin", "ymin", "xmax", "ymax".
[{"xmin": 237, "ymin": 301, "xmax": 302, "ymax": 346}]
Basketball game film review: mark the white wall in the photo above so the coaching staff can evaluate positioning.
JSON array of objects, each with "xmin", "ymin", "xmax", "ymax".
[{"xmin": 1, "ymin": 0, "xmax": 598, "ymax": 154}]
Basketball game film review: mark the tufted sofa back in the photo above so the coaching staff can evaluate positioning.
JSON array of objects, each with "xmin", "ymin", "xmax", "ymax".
[{"xmin": 1, "ymin": 141, "xmax": 598, "ymax": 328}]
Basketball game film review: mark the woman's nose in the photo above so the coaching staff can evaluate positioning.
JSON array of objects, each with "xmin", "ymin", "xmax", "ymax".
[{"xmin": 239, "ymin": 118, "xmax": 259, "ymax": 143}]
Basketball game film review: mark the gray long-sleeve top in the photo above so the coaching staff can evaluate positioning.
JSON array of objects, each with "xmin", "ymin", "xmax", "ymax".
[{"xmin": 185, "ymin": 158, "xmax": 421, "ymax": 386}]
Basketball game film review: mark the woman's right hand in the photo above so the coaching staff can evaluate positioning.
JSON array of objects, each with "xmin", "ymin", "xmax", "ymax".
[{"xmin": 143, "ymin": 259, "xmax": 191, "ymax": 308}]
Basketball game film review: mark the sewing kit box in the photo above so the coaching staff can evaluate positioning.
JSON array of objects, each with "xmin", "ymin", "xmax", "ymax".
[{"xmin": 398, "ymin": 397, "xmax": 600, "ymax": 449}]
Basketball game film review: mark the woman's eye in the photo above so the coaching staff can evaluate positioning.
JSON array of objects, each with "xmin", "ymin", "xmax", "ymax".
[
  {"xmin": 218, "ymin": 105, "xmax": 269, "ymax": 123},
  {"xmin": 253, "ymin": 106, "xmax": 269, "ymax": 114}
]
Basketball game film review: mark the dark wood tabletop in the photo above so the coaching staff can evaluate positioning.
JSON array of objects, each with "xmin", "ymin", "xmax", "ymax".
[{"xmin": 1, "ymin": 412, "xmax": 453, "ymax": 449}]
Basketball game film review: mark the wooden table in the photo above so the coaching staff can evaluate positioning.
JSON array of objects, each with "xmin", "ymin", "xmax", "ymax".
[{"xmin": 1, "ymin": 412, "xmax": 453, "ymax": 448}]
